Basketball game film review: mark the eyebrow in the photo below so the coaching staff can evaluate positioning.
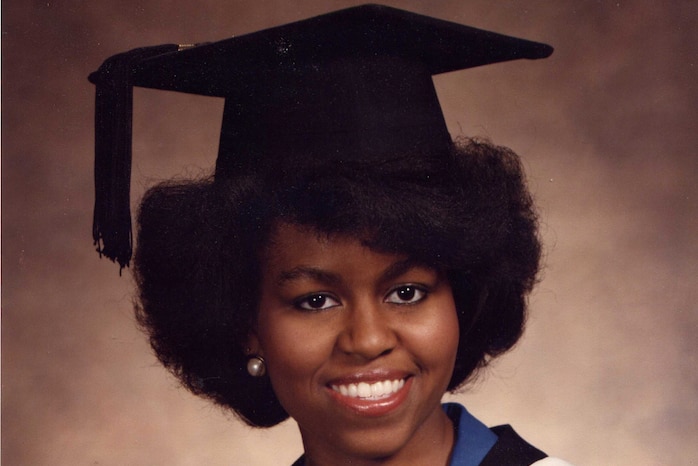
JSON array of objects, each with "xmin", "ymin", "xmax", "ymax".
[
  {"xmin": 277, "ymin": 267, "xmax": 343, "ymax": 287},
  {"xmin": 378, "ymin": 258, "xmax": 422, "ymax": 284},
  {"xmin": 276, "ymin": 258, "xmax": 422, "ymax": 287}
]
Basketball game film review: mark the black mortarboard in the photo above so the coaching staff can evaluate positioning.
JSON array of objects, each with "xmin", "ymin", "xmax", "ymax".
[{"xmin": 88, "ymin": 4, "xmax": 553, "ymax": 269}]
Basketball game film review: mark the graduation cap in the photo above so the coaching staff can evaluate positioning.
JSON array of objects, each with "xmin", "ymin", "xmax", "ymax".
[{"xmin": 88, "ymin": 4, "xmax": 553, "ymax": 269}]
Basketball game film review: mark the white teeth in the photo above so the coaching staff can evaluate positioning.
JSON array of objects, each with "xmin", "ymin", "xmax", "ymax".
[
  {"xmin": 357, "ymin": 382, "xmax": 371, "ymax": 398},
  {"xmin": 331, "ymin": 379, "xmax": 405, "ymax": 399}
]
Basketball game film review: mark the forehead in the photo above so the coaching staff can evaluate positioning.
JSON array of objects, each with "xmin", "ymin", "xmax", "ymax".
[{"xmin": 260, "ymin": 222, "xmax": 409, "ymax": 280}]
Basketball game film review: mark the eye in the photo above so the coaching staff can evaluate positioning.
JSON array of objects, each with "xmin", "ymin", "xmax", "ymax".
[
  {"xmin": 294, "ymin": 293, "xmax": 341, "ymax": 311},
  {"xmin": 384, "ymin": 285, "xmax": 427, "ymax": 305}
]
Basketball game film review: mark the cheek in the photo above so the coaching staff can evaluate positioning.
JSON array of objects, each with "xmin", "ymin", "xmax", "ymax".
[
  {"xmin": 413, "ymin": 294, "xmax": 460, "ymax": 372},
  {"xmin": 258, "ymin": 315, "xmax": 310, "ymax": 372},
  {"xmin": 255, "ymin": 311, "xmax": 335, "ymax": 401}
]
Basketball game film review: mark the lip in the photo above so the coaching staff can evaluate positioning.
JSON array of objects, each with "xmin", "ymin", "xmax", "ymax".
[{"xmin": 325, "ymin": 371, "xmax": 413, "ymax": 417}]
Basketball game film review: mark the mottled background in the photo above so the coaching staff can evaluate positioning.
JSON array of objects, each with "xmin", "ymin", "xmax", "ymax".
[{"xmin": 2, "ymin": 1, "xmax": 696, "ymax": 465}]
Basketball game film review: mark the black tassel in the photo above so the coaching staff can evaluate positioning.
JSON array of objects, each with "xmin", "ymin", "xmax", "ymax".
[{"xmin": 88, "ymin": 44, "xmax": 178, "ymax": 271}]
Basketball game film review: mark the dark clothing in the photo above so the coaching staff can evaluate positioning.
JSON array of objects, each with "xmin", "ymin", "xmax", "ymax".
[{"xmin": 446, "ymin": 403, "xmax": 547, "ymax": 466}]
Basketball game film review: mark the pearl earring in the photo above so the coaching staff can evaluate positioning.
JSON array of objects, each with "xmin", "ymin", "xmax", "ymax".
[{"xmin": 247, "ymin": 355, "xmax": 266, "ymax": 377}]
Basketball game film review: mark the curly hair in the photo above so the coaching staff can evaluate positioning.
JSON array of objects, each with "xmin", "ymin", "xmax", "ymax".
[{"xmin": 134, "ymin": 137, "xmax": 541, "ymax": 427}]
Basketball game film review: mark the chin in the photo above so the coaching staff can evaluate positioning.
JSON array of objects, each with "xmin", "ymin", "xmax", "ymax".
[{"xmin": 329, "ymin": 424, "xmax": 415, "ymax": 461}]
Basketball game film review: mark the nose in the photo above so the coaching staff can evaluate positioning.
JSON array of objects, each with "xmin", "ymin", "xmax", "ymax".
[{"xmin": 336, "ymin": 300, "xmax": 397, "ymax": 360}]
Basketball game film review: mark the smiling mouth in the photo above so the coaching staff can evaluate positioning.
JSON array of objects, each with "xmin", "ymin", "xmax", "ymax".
[
  {"xmin": 326, "ymin": 377, "xmax": 412, "ymax": 416},
  {"xmin": 330, "ymin": 379, "xmax": 406, "ymax": 400}
]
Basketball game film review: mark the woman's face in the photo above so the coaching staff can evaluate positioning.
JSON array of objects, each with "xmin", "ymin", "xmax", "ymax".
[{"xmin": 250, "ymin": 223, "xmax": 460, "ymax": 462}]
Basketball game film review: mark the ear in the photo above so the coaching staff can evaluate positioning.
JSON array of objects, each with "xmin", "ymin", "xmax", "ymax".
[{"xmin": 245, "ymin": 331, "xmax": 263, "ymax": 357}]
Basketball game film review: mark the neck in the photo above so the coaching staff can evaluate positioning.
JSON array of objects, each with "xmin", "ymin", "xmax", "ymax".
[{"xmin": 302, "ymin": 406, "xmax": 455, "ymax": 466}]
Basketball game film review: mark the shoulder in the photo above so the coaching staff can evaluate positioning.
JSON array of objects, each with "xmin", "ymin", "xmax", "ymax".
[
  {"xmin": 442, "ymin": 403, "xmax": 554, "ymax": 466},
  {"xmin": 531, "ymin": 458, "xmax": 575, "ymax": 466},
  {"xmin": 479, "ymin": 425, "xmax": 546, "ymax": 465},
  {"xmin": 483, "ymin": 425, "xmax": 574, "ymax": 466}
]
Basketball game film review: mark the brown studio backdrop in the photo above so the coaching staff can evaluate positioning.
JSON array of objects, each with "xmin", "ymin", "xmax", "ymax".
[{"xmin": 2, "ymin": 1, "xmax": 697, "ymax": 465}]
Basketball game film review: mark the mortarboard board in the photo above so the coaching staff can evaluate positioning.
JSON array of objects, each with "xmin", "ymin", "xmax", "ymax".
[{"xmin": 88, "ymin": 4, "xmax": 553, "ymax": 270}]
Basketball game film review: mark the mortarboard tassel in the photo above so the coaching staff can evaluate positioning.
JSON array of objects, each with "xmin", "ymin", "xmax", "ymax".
[{"xmin": 88, "ymin": 44, "xmax": 178, "ymax": 271}]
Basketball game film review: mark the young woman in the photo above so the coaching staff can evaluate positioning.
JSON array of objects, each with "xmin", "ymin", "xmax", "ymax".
[{"xmin": 89, "ymin": 5, "xmax": 568, "ymax": 465}]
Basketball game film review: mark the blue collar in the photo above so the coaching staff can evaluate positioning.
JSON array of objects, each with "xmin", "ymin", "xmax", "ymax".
[{"xmin": 443, "ymin": 402, "xmax": 498, "ymax": 466}]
